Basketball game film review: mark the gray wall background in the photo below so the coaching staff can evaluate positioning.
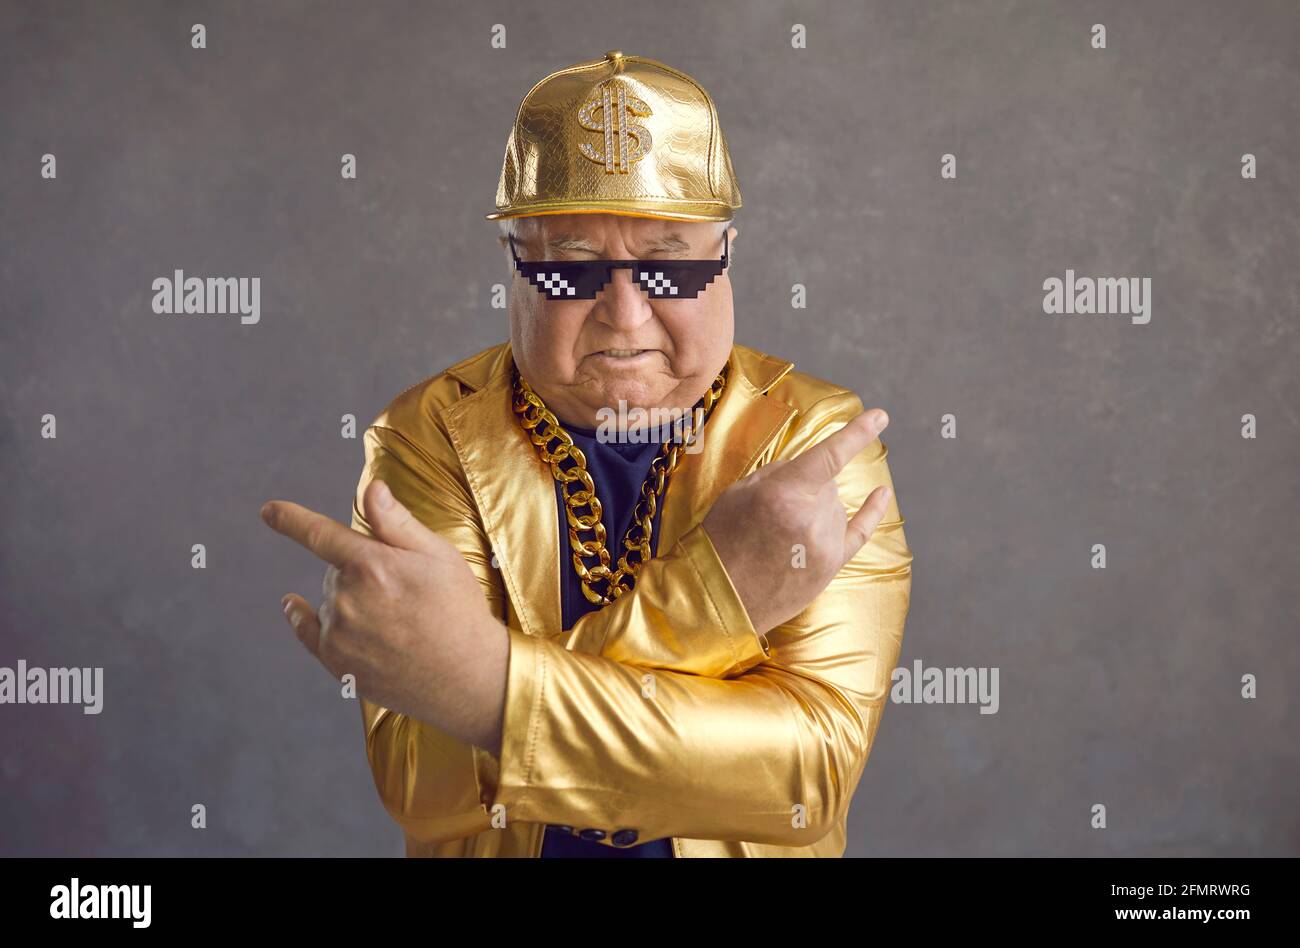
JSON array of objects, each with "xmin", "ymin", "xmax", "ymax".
[{"xmin": 1, "ymin": 0, "xmax": 1296, "ymax": 856}]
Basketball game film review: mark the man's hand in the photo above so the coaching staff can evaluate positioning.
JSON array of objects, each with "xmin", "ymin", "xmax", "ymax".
[
  {"xmin": 260, "ymin": 480, "xmax": 508, "ymax": 756},
  {"xmin": 701, "ymin": 407, "xmax": 893, "ymax": 636}
]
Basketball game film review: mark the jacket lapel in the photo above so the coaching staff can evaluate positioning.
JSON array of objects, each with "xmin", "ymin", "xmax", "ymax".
[
  {"xmin": 441, "ymin": 343, "xmax": 561, "ymax": 638},
  {"xmin": 657, "ymin": 346, "xmax": 797, "ymax": 553},
  {"xmin": 441, "ymin": 341, "xmax": 797, "ymax": 637}
]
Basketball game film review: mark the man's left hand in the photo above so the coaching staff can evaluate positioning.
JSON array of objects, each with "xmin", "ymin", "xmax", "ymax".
[{"xmin": 260, "ymin": 479, "xmax": 507, "ymax": 755}]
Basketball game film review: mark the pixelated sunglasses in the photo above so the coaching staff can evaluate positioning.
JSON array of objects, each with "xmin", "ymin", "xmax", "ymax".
[{"xmin": 509, "ymin": 230, "xmax": 729, "ymax": 300}]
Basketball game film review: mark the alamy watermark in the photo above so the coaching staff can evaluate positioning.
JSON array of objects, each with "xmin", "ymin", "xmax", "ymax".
[
  {"xmin": 1042, "ymin": 269, "xmax": 1151, "ymax": 325},
  {"xmin": 152, "ymin": 271, "xmax": 260, "ymax": 324},
  {"xmin": 50, "ymin": 878, "xmax": 150, "ymax": 928},
  {"xmin": 594, "ymin": 400, "xmax": 706, "ymax": 453},
  {"xmin": 891, "ymin": 659, "xmax": 999, "ymax": 714},
  {"xmin": 0, "ymin": 660, "xmax": 103, "ymax": 714}
]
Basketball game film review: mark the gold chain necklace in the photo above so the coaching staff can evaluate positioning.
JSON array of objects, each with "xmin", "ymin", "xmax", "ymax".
[{"xmin": 511, "ymin": 360, "xmax": 730, "ymax": 606}]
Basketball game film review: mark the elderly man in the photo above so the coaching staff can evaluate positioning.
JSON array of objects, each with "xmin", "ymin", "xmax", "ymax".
[{"xmin": 261, "ymin": 50, "xmax": 912, "ymax": 858}]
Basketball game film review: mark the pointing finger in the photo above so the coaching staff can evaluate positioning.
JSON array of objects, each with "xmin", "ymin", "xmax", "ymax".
[
  {"xmin": 261, "ymin": 499, "xmax": 373, "ymax": 567},
  {"xmin": 779, "ymin": 408, "xmax": 889, "ymax": 491}
]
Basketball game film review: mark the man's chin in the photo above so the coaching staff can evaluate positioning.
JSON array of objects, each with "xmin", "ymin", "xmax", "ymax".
[
  {"xmin": 578, "ymin": 361, "xmax": 664, "ymax": 401},
  {"xmin": 587, "ymin": 380, "xmax": 665, "ymax": 414}
]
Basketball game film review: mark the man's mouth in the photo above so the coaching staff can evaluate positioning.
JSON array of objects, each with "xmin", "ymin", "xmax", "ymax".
[{"xmin": 596, "ymin": 348, "xmax": 653, "ymax": 359}]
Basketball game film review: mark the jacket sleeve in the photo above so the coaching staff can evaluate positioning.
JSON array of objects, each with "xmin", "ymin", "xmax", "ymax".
[
  {"xmin": 354, "ymin": 422, "xmax": 770, "ymax": 676},
  {"xmin": 351, "ymin": 414, "xmax": 772, "ymax": 843},
  {"xmin": 481, "ymin": 391, "xmax": 913, "ymax": 847}
]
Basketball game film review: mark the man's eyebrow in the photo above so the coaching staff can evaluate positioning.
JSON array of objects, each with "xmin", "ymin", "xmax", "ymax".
[
  {"xmin": 544, "ymin": 233, "xmax": 600, "ymax": 252},
  {"xmin": 636, "ymin": 232, "xmax": 692, "ymax": 253},
  {"xmin": 542, "ymin": 230, "xmax": 694, "ymax": 255}
]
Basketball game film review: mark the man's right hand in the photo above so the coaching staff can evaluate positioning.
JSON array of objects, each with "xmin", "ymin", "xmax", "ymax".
[{"xmin": 700, "ymin": 407, "xmax": 893, "ymax": 637}]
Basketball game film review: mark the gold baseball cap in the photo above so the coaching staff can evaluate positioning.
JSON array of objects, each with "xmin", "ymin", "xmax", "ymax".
[{"xmin": 487, "ymin": 50, "xmax": 742, "ymax": 223}]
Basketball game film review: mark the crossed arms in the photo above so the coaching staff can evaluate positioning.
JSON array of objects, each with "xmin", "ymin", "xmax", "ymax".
[{"xmin": 346, "ymin": 389, "xmax": 912, "ymax": 847}]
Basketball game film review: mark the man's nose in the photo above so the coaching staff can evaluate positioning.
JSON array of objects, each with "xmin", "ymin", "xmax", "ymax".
[{"xmin": 593, "ymin": 267, "xmax": 652, "ymax": 330}]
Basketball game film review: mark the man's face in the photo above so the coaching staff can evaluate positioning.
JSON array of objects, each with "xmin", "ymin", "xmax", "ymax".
[{"xmin": 504, "ymin": 213, "xmax": 737, "ymax": 430}]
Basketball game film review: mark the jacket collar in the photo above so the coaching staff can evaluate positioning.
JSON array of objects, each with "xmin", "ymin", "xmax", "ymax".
[{"xmin": 440, "ymin": 341, "xmax": 797, "ymax": 636}]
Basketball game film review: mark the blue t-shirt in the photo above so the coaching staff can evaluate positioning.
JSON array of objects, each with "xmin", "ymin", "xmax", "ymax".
[{"xmin": 540, "ymin": 420, "xmax": 675, "ymax": 859}]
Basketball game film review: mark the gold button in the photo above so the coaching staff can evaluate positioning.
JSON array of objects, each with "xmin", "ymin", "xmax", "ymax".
[{"xmin": 605, "ymin": 50, "xmax": 623, "ymax": 62}]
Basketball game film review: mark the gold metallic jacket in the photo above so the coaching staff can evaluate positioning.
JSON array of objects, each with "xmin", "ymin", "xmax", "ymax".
[{"xmin": 349, "ymin": 341, "xmax": 913, "ymax": 857}]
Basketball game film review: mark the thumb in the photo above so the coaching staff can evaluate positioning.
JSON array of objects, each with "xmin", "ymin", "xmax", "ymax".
[{"xmin": 364, "ymin": 479, "xmax": 441, "ymax": 554}]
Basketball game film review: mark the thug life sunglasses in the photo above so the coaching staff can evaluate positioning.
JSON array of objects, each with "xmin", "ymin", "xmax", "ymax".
[{"xmin": 509, "ymin": 229, "xmax": 729, "ymax": 301}]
